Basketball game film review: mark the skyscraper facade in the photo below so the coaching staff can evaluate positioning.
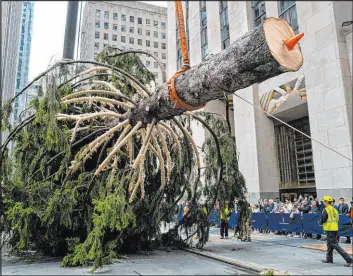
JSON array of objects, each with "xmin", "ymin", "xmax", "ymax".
[
  {"xmin": 1, "ymin": 1, "xmax": 22, "ymax": 145},
  {"xmin": 168, "ymin": 1, "xmax": 352, "ymax": 202},
  {"xmin": 13, "ymin": 1, "xmax": 34, "ymax": 121},
  {"xmin": 79, "ymin": 1, "xmax": 168, "ymax": 84}
]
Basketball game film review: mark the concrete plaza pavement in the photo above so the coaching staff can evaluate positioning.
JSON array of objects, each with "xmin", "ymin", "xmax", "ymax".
[
  {"xmin": 192, "ymin": 227, "xmax": 353, "ymax": 275},
  {"xmin": 2, "ymin": 249, "xmax": 252, "ymax": 275},
  {"xmin": 2, "ymin": 227, "xmax": 353, "ymax": 275}
]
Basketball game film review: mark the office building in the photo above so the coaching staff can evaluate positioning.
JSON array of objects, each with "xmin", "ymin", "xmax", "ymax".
[
  {"xmin": 168, "ymin": 1, "xmax": 352, "ymax": 202},
  {"xmin": 13, "ymin": 1, "xmax": 34, "ymax": 121},
  {"xmin": 80, "ymin": 1, "xmax": 168, "ymax": 84},
  {"xmin": 1, "ymin": 1, "xmax": 22, "ymax": 144}
]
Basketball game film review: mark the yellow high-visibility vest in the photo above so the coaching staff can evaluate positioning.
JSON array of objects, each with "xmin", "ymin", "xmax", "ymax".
[
  {"xmin": 220, "ymin": 207, "xmax": 230, "ymax": 222},
  {"xmin": 323, "ymin": 205, "xmax": 339, "ymax": 231}
]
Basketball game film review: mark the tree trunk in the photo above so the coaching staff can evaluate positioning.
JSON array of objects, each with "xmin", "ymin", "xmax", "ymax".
[{"xmin": 125, "ymin": 17, "xmax": 303, "ymax": 125}]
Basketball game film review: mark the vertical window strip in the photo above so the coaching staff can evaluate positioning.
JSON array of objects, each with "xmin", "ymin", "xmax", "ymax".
[
  {"xmin": 219, "ymin": 1, "xmax": 230, "ymax": 50},
  {"xmin": 200, "ymin": 1, "xmax": 208, "ymax": 60}
]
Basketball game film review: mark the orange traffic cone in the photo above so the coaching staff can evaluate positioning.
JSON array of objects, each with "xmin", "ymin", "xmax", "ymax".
[{"xmin": 283, "ymin": 32, "xmax": 304, "ymax": 51}]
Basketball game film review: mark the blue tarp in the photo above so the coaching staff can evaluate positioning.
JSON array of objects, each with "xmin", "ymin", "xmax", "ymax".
[
  {"xmin": 251, "ymin": 212, "xmax": 267, "ymax": 229},
  {"xmin": 228, "ymin": 212, "xmax": 238, "ymax": 227},
  {"xmin": 267, "ymin": 213, "xmax": 303, "ymax": 232},
  {"xmin": 338, "ymin": 215, "xmax": 353, "ymax": 237},
  {"xmin": 302, "ymin": 214, "xmax": 324, "ymax": 234}
]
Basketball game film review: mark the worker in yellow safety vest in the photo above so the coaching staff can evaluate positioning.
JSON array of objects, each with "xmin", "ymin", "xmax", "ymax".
[
  {"xmin": 220, "ymin": 206, "xmax": 231, "ymax": 239},
  {"xmin": 320, "ymin": 196, "xmax": 352, "ymax": 267}
]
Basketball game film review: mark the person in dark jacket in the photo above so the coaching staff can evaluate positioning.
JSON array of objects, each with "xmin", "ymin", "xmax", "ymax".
[
  {"xmin": 320, "ymin": 196, "xmax": 352, "ymax": 267},
  {"xmin": 337, "ymin": 198, "xmax": 351, "ymax": 244},
  {"xmin": 299, "ymin": 199, "xmax": 311, "ymax": 213},
  {"xmin": 299, "ymin": 200, "xmax": 312, "ymax": 238},
  {"xmin": 310, "ymin": 200, "xmax": 321, "ymax": 240}
]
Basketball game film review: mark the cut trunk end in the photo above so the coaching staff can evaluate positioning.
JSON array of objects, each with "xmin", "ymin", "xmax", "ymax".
[{"xmin": 263, "ymin": 17, "xmax": 304, "ymax": 71}]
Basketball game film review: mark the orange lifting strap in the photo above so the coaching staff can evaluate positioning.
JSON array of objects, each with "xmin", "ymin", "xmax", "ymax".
[{"xmin": 168, "ymin": 1, "xmax": 205, "ymax": 111}]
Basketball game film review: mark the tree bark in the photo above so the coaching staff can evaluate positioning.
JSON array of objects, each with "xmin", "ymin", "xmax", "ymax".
[{"xmin": 125, "ymin": 17, "xmax": 303, "ymax": 125}]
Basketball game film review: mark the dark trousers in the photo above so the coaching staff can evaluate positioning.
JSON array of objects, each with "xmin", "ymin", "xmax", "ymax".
[
  {"xmin": 326, "ymin": 231, "xmax": 353, "ymax": 263},
  {"xmin": 220, "ymin": 221, "xmax": 229, "ymax": 237}
]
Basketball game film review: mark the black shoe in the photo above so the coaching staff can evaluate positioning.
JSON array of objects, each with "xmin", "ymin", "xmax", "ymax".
[
  {"xmin": 344, "ymin": 240, "xmax": 351, "ymax": 244},
  {"xmin": 322, "ymin": 260, "xmax": 333, "ymax": 264},
  {"xmin": 344, "ymin": 262, "xmax": 352, "ymax": 267},
  {"xmin": 220, "ymin": 236, "xmax": 224, "ymax": 239},
  {"xmin": 316, "ymin": 237, "xmax": 321, "ymax": 240}
]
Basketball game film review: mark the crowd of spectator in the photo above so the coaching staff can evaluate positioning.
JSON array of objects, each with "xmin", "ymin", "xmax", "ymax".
[{"xmin": 251, "ymin": 196, "xmax": 353, "ymax": 243}]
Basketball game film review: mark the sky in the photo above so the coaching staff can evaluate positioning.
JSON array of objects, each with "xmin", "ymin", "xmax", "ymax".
[{"xmin": 28, "ymin": 1, "xmax": 167, "ymax": 81}]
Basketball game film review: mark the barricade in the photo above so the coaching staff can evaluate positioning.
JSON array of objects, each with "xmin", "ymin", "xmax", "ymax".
[
  {"xmin": 177, "ymin": 211, "xmax": 352, "ymax": 237},
  {"xmin": 251, "ymin": 212, "xmax": 267, "ymax": 229},
  {"xmin": 267, "ymin": 213, "xmax": 302, "ymax": 232},
  {"xmin": 302, "ymin": 214, "xmax": 324, "ymax": 235}
]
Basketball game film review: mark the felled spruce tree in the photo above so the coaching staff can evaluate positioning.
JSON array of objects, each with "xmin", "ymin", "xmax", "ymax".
[{"xmin": 0, "ymin": 17, "xmax": 303, "ymax": 272}]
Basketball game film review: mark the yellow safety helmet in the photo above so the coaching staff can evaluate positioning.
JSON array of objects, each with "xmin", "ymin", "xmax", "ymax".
[{"xmin": 323, "ymin": 196, "xmax": 333, "ymax": 202}]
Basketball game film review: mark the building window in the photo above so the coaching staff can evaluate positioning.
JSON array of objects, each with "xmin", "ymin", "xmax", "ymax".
[
  {"xmin": 154, "ymin": 52, "xmax": 158, "ymax": 57},
  {"xmin": 252, "ymin": 1, "xmax": 266, "ymax": 27},
  {"xmin": 154, "ymin": 20, "xmax": 158, "ymax": 27},
  {"xmin": 154, "ymin": 41, "xmax": 158, "ymax": 48},
  {"xmin": 162, "ymin": 53, "xmax": 166, "ymax": 59},
  {"xmin": 129, "ymin": 37, "xmax": 134, "ymax": 44},
  {"xmin": 113, "ymin": 24, "xmax": 118, "ymax": 31},
  {"xmin": 161, "ymin": 22, "xmax": 166, "ymax": 29},
  {"xmin": 146, "ymin": 30, "xmax": 150, "ymax": 36},
  {"xmin": 154, "ymin": 72, "xmax": 158, "ymax": 79},
  {"xmin": 176, "ymin": 17, "xmax": 182, "ymax": 70},
  {"xmin": 278, "ymin": 1, "xmax": 298, "ymax": 34},
  {"xmin": 162, "ymin": 63, "xmax": 166, "ymax": 69},
  {"xmin": 121, "ymin": 36, "xmax": 126, "ymax": 43},
  {"xmin": 113, "ymin": 12, "xmax": 118, "ymax": 19},
  {"xmin": 146, "ymin": 40, "xmax": 150, "ymax": 47},
  {"xmin": 112, "ymin": 34, "xmax": 117, "ymax": 41},
  {"xmin": 104, "ymin": 33, "xmax": 108, "ymax": 40},
  {"xmin": 138, "ymin": 39, "xmax": 142, "ymax": 45},
  {"xmin": 138, "ymin": 17, "xmax": 142, "ymax": 24},
  {"xmin": 94, "ymin": 42, "xmax": 99, "ymax": 50},
  {"xmin": 104, "ymin": 22, "xmax": 109, "ymax": 29},
  {"xmin": 122, "ymin": 14, "xmax": 126, "ymax": 21},
  {"xmin": 146, "ymin": 60, "xmax": 151, "ymax": 67},
  {"xmin": 121, "ymin": 25, "xmax": 126, "ymax": 32},
  {"xmin": 104, "ymin": 43, "xmax": 108, "ymax": 48},
  {"xmin": 154, "ymin": 62, "xmax": 158, "ymax": 69},
  {"xmin": 129, "ymin": 27, "xmax": 134, "ymax": 33},
  {"xmin": 95, "ymin": 21, "xmax": 100, "ymax": 28},
  {"xmin": 130, "ymin": 16, "xmax": 134, "ymax": 23},
  {"xmin": 275, "ymin": 117, "xmax": 315, "ymax": 189},
  {"xmin": 161, "ymin": 32, "xmax": 166, "ymax": 39},
  {"xmin": 161, "ymin": 43, "xmax": 166, "ymax": 50},
  {"xmin": 95, "ymin": 31, "xmax": 100, "ymax": 39},
  {"xmin": 138, "ymin": 28, "xmax": 142, "ymax": 35},
  {"xmin": 94, "ymin": 53, "xmax": 98, "ymax": 59},
  {"xmin": 146, "ymin": 19, "xmax": 150, "ymax": 25},
  {"xmin": 154, "ymin": 31, "xmax": 158, "ymax": 38},
  {"xmin": 185, "ymin": 1, "xmax": 190, "ymax": 57},
  {"xmin": 220, "ymin": 1, "xmax": 230, "ymax": 50},
  {"xmin": 200, "ymin": 1, "xmax": 208, "ymax": 59},
  {"xmin": 96, "ymin": 9, "xmax": 100, "ymax": 17},
  {"xmin": 104, "ymin": 11, "xmax": 109, "ymax": 19}
]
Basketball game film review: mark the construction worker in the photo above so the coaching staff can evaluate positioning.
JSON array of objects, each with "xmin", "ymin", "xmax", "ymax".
[
  {"xmin": 220, "ymin": 205, "xmax": 231, "ymax": 239},
  {"xmin": 320, "ymin": 196, "xmax": 353, "ymax": 267}
]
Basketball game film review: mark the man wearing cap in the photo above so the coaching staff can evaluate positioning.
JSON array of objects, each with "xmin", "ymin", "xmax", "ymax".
[{"xmin": 320, "ymin": 196, "xmax": 353, "ymax": 267}]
